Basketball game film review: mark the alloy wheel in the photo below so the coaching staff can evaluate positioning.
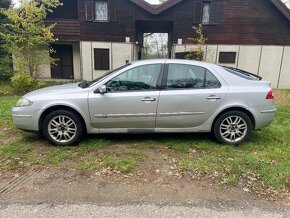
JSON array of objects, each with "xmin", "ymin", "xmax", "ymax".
[
  {"xmin": 219, "ymin": 115, "xmax": 248, "ymax": 143},
  {"xmin": 48, "ymin": 115, "xmax": 77, "ymax": 143}
]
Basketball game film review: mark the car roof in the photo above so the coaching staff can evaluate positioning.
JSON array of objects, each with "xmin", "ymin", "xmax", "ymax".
[
  {"xmin": 131, "ymin": 59, "xmax": 217, "ymax": 68},
  {"xmin": 130, "ymin": 59, "xmax": 264, "ymax": 86}
]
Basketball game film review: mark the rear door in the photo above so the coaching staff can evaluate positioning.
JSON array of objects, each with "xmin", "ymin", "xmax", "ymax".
[{"xmin": 156, "ymin": 63, "xmax": 228, "ymax": 128}]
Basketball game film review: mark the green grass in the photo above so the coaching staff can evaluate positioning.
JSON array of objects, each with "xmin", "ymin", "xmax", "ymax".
[
  {"xmin": 0, "ymin": 96, "xmax": 19, "ymax": 129},
  {"xmin": 0, "ymin": 89, "xmax": 289, "ymax": 194},
  {"xmin": 75, "ymin": 138, "xmax": 112, "ymax": 153},
  {"xmin": 176, "ymin": 105, "xmax": 290, "ymax": 189}
]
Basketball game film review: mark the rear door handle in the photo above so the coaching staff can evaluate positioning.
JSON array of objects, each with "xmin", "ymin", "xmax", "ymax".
[
  {"xmin": 141, "ymin": 97, "xmax": 156, "ymax": 102},
  {"xmin": 206, "ymin": 95, "xmax": 221, "ymax": 100}
]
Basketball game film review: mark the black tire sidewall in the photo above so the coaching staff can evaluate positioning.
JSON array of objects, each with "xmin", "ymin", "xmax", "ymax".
[
  {"xmin": 43, "ymin": 110, "xmax": 84, "ymax": 146},
  {"xmin": 213, "ymin": 110, "xmax": 253, "ymax": 146}
]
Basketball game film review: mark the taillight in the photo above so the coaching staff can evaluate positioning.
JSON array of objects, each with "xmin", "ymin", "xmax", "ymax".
[{"xmin": 266, "ymin": 90, "xmax": 274, "ymax": 99}]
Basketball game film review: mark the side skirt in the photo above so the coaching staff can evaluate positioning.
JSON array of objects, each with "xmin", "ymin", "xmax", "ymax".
[{"xmin": 87, "ymin": 128, "xmax": 210, "ymax": 134}]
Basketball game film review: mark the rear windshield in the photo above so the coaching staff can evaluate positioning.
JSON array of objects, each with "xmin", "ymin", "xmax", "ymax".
[{"xmin": 223, "ymin": 67, "xmax": 262, "ymax": 81}]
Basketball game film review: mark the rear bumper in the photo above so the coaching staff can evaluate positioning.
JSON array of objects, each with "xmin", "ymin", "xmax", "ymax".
[
  {"xmin": 253, "ymin": 106, "xmax": 276, "ymax": 130},
  {"xmin": 12, "ymin": 107, "xmax": 43, "ymax": 132}
]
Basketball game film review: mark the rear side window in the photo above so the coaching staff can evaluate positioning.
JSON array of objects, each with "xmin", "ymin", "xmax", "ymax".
[
  {"xmin": 166, "ymin": 64, "xmax": 221, "ymax": 89},
  {"xmin": 205, "ymin": 71, "xmax": 221, "ymax": 88}
]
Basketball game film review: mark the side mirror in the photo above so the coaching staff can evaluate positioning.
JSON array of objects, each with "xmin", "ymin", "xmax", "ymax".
[{"xmin": 95, "ymin": 85, "xmax": 107, "ymax": 94}]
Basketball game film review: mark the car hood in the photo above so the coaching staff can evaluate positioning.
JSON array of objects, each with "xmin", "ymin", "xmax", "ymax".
[{"xmin": 24, "ymin": 83, "xmax": 82, "ymax": 98}]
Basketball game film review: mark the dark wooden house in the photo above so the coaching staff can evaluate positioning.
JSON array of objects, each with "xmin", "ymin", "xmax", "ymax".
[{"xmin": 41, "ymin": 0, "xmax": 290, "ymax": 88}]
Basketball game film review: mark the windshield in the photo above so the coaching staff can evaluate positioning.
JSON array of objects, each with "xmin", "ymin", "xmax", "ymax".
[
  {"xmin": 79, "ymin": 64, "xmax": 131, "ymax": 88},
  {"xmin": 222, "ymin": 66, "xmax": 262, "ymax": 81}
]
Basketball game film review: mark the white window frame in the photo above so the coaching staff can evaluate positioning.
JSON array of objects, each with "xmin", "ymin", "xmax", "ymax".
[
  {"xmin": 95, "ymin": 0, "xmax": 109, "ymax": 21},
  {"xmin": 202, "ymin": 1, "xmax": 211, "ymax": 24}
]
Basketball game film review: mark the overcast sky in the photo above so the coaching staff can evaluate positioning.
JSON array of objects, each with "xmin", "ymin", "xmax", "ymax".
[{"xmin": 12, "ymin": 0, "xmax": 162, "ymax": 7}]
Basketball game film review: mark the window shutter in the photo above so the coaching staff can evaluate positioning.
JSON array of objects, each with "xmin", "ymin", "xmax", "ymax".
[
  {"xmin": 210, "ymin": 0, "xmax": 226, "ymax": 24},
  {"xmin": 94, "ymin": 49, "xmax": 110, "ymax": 70},
  {"xmin": 102, "ymin": 49, "xmax": 110, "ymax": 69},
  {"xmin": 219, "ymin": 52, "xmax": 237, "ymax": 64},
  {"xmin": 109, "ymin": 0, "xmax": 116, "ymax": 21},
  {"xmin": 193, "ymin": 1, "xmax": 202, "ymax": 24},
  {"xmin": 85, "ymin": 0, "xmax": 94, "ymax": 21}
]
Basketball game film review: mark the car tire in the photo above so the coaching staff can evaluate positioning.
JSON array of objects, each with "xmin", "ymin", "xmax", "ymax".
[
  {"xmin": 43, "ymin": 110, "xmax": 84, "ymax": 146},
  {"xmin": 213, "ymin": 110, "xmax": 253, "ymax": 146}
]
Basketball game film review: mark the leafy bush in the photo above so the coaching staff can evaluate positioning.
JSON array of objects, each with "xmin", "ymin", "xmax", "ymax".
[
  {"xmin": 35, "ymin": 80, "xmax": 47, "ymax": 89},
  {"xmin": 0, "ymin": 56, "xmax": 13, "ymax": 81},
  {"xmin": 11, "ymin": 73, "xmax": 35, "ymax": 93}
]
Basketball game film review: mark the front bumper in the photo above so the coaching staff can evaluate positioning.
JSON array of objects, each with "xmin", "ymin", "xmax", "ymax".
[{"xmin": 12, "ymin": 106, "xmax": 43, "ymax": 132}]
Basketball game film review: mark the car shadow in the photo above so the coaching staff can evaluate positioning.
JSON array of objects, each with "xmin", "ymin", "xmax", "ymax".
[{"xmin": 82, "ymin": 132, "xmax": 214, "ymax": 144}]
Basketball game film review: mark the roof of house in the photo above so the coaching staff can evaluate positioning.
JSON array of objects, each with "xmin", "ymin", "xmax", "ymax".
[
  {"xmin": 271, "ymin": 0, "xmax": 290, "ymax": 21},
  {"xmin": 131, "ymin": 0, "xmax": 182, "ymax": 15},
  {"xmin": 131, "ymin": 0, "xmax": 290, "ymax": 21}
]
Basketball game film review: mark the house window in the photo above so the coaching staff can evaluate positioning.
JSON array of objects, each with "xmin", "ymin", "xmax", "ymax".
[
  {"xmin": 95, "ymin": 0, "xmax": 108, "ymax": 21},
  {"xmin": 219, "ymin": 52, "xmax": 237, "ymax": 64},
  {"xmin": 202, "ymin": 2, "xmax": 211, "ymax": 24},
  {"xmin": 94, "ymin": 48, "xmax": 110, "ymax": 70}
]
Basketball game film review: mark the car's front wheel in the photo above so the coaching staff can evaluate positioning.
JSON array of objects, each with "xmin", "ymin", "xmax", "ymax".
[
  {"xmin": 213, "ymin": 110, "xmax": 253, "ymax": 145},
  {"xmin": 43, "ymin": 110, "xmax": 84, "ymax": 146}
]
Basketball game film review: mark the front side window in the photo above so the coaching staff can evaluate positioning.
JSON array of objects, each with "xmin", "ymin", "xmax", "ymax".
[
  {"xmin": 166, "ymin": 64, "xmax": 221, "ymax": 89},
  {"xmin": 202, "ymin": 2, "xmax": 211, "ymax": 24},
  {"xmin": 95, "ymin": 0, "xmax": 108, "ymax": 21},
  {"xmin": 106, "ymin": 64, "xmax": 161, "ymax": 92}
]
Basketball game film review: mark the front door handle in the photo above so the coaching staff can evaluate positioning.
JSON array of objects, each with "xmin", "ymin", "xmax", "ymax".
[
  {"xmin": 206, "ymin": 95, "xmax": 221, "ymax": 100},
  {"xmin": 141, "ymin": 97, "xmax": 156, "ymax": 102}
]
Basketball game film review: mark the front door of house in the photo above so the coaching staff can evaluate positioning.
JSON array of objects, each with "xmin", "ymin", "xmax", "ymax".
[{"xmin": 50, "ymin": 44, "xmax": 74, "ymax": 79}]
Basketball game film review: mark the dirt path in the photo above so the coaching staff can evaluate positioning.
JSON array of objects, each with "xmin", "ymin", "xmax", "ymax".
[
  {"xmin": 0, "ymin": 203, "xmax": 289, "ymax": 218},
  {"xmin": 0, "ymin": 168, "xmax": 288, "ymax": 216}
]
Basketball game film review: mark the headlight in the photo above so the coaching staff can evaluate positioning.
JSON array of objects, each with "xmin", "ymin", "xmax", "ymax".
[{"xmin": 15, "ymin": 98, "xmax": 33, "ymax": 107}]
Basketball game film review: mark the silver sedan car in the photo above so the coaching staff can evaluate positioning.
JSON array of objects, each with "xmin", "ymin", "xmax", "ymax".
[{"xmin": 12, "ymin": 59, "xmax": 276, "ymax": 146}]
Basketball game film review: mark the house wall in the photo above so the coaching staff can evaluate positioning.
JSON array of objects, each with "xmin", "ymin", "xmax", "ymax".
[
  {"xmin": 73, "ymin": 43, "xmax": 81, "ymax": 80},
  {"xmin": 41, "ymin": 0, "xmax": 290, "ymax": 85},
  {"xmin": 276, "ymin": 47, "xmax": 290, "ymax": 89},
  {"xmin": 72, "ymin": 0, "xmax": 290, "ymax": 45},
  {"xmin": 78, "ymin": 0, "xmax": 135, "ymax": 42},
  {"xmin": 173, "ymin": 0, "xmax": 290, "ymax": 45},
  {"xmin": 38, "ymin": 63, "xmax": 51, "ymax": 79},
  {"xmin": 173, "ymin": 44, "xmax": 290, "ymax": 88},
  {"xmin": 80, "ymin": 41, "xmax": 137, "ymax": 81}
]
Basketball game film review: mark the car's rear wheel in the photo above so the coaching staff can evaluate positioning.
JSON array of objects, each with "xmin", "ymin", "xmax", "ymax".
[
  {"xmin": 213, "ymin": 110, "xmax": 252, "ymax": 145},
  {"xmin": 43, "ymin": 110, "xmax": 84, "ymax": 146}
]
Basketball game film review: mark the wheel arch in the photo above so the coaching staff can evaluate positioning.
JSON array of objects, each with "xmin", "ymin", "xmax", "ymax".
[
  {"xmin": 38, "ymin": 105, "xmax": 87, "ymax": 133},
  {"xmin": 211, "ymin": 107, "xmax": 256, "ymax": 132}
]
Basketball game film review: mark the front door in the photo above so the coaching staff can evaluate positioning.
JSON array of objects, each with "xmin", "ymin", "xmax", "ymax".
[
  {"xmin": 156, "ymin": 63, "xmax": 228, "ymax": 128},
  {"xmin": 50, "ymin": 44, "xmax": 74, "ymax": 79},
  {"xmin": 88, "ymin": 64, "xmax": 162, "ymax": 129}
]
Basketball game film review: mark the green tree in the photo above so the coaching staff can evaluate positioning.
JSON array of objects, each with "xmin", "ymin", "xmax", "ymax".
[
  {"xmin": 186, "ymin": 24, "xmax": 207, "ymax": 61},
  {"xmin": 0, "ymin": 0, "xmax": 13, "ymax": 80},
  {"xmin": 143, "ymin": 33, "xmax": 168, "ymax": 59},
  {"xmin": 0, "ymin": 0, "xmax": 62, "ymax": 78}
]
